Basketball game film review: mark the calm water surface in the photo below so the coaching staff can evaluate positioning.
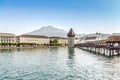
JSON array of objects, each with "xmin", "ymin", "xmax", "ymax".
[{"xmin": 0, "ymin": 47, "xmax": 120, "ymax": 80}]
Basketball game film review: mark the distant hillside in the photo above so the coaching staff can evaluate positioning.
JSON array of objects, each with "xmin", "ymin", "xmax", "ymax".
[
  {"xmin": 27, "ymin": 26, "xmax": 84, "ymax": 38},
  {"xmin": 27, "ymin": 26, "xmax": 67, "ymax": 37}
]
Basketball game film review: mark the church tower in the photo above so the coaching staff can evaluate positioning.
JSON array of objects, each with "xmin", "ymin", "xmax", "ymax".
[{"xmin": 67, "ymin": 28, "xmax": 75, "ymax": 48}]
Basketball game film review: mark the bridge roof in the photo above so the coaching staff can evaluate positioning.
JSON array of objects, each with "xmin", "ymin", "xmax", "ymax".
[{"xmin": 106, "ymin": 36, "xmax": 120, "ymax": 43}]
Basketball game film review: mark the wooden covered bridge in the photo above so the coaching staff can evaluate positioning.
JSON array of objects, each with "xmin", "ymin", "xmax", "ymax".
[{"xmin": 75, "ymin": 36, "xmax": 120, "ymax": 56}]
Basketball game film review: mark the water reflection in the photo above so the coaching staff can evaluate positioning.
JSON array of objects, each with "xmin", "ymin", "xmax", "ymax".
[
  {"xmin": 68, "ymin": 48, "xmax": 75, "ymax": 60},
  {"xmin": 66, "ymin": 48, "xmax": 77, "ymax": 79},
  {"xmin": 17, "ymin": 48, "xmax": 39, "ymax": 52},
  {"xmin": 0, "ymin": 49, "xmax": 15, "ymax": 53},
  {"xmin": 48, "ymin": 47, "xmax": 59, "ymax": 60},
  {"xmin": 49, "ymin": 47, "xmax": 59, "ymax": 54},
  {"xmin": 67, "ymin": 47, "xmax": 75, "ymax": 68}
]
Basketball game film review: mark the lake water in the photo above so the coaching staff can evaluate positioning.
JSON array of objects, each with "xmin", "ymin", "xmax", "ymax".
[{"xmin": 0, "ymin": 47, "xmax": 120, "ymax": 80}]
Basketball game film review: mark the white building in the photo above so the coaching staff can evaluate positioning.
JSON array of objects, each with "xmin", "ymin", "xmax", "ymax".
[
  {"xmin": 17, "ymin": 34, "xmax": 49, "ymax": 45},
  {"xmin": 80, "ymin": 33, "xmax": 110, "ymax": 43},
  {"xmin": 112, "ymin": 33, "xmax": 120, "ymax": 36},
  {"xmin": 0, "ymin": 33, "xmax": 68, "ymax": 46},
  {"xmin": 0, "ymin": 33, "xmax": 16, "ymax": 43},
  {"xmin": 50, "ymin": 37, "xmax": 68, "ymax": 45}
]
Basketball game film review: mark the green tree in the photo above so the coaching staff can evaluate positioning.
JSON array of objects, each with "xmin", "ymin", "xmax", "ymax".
[{"xmin": 49, "ymin": 39, "xmax": 59, "ymax": 46}]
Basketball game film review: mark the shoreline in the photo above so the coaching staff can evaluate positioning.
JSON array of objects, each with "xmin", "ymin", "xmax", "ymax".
[{"xmin": 0, "ymin": 46, "xmax": 68, "ymax": 49}]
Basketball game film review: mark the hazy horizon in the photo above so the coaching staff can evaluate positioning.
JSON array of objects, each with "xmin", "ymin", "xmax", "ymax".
[{"xmin": 0, "ymin": 0, "xmax": 120, "ymax": 35}]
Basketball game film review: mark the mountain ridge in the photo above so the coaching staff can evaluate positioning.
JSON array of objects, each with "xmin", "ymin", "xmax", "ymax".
[{"xmin": 27, "ymin": 26, "xmax": 83, "ymax": 37}]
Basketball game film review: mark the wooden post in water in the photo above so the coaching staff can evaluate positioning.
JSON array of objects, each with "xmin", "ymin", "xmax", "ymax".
[{"xmin": 103, "ymin": 48, "xmax": 105, "ymax": 56}]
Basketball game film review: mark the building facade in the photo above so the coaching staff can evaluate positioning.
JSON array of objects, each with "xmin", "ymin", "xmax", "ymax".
[
  {"xmin": 17, "ymin": 34, "xmax": 49, "ymax": 45},
  {"xmin": 0, "ymin": 33, "xmax": 68, "ymax": 47},
  {"xmin": 0, "ymin": 33, "xmax": 16, "ymax": 43},
  {"xmin": 50, "ymin": 37, "xmax": 68, "ymax": 45},
  {"xmin": 80, "ymin": 33, "xmax": 110, "ymax": 43}
]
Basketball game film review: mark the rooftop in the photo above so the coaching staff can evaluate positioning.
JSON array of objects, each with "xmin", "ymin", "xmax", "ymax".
[
  {"xmin": 106, "ymin": 36, "xmax": 120, "ymax": 43},
  {"xmin": 19, "ymin": 34, "xmax": 49, "ymax": 38},
  {"xmin": 67, "ymin": 28, "xmax": 75, "ymax": 37},
  {"xmin": 0, "ymin": 33, "xmax": 15, "ymax": 36},
  {"xmin": 85, "ymin": 36, "xmax": 97, "ymax": 40}
]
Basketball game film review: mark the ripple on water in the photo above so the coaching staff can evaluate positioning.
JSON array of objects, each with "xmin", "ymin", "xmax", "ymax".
[{"xmin": 0, "ymin": 48, "xmax": 120, "ymax": 80}]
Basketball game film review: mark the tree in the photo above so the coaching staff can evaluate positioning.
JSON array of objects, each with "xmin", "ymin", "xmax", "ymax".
[{"xmin": 49, "ymin": 39, "xmax": 59, "ymax": 46}]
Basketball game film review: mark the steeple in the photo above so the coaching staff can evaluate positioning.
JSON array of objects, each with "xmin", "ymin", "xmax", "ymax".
[{"xmin": 67, "ymin": 28, "xmax": 75, "ymax": 37}]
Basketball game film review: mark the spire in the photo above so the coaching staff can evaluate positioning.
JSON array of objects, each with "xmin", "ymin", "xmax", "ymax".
[{"xmin": 67, "ymin": 28, "xmax": 75, "ymax": 37}]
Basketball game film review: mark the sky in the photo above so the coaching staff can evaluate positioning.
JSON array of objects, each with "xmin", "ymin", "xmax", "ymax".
[{"xmin": 0, "ymin": 0, "xmax": 120, "ymax": 35}]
